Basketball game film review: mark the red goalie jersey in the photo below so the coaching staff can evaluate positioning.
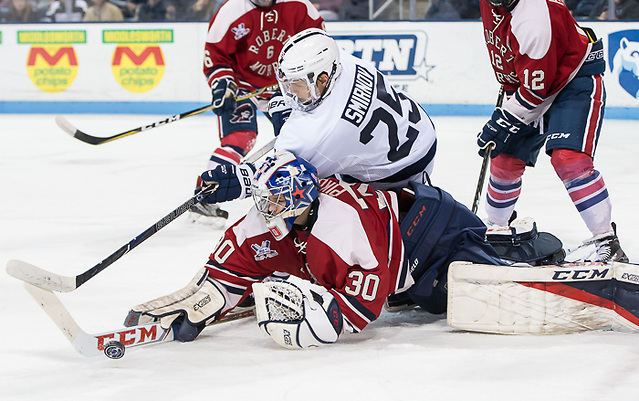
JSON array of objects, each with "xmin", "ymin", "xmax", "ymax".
[
  {"xmin": 203, "ymin": 0, "xmax": 324, "ymax": 94},
  {"xmin": 204, "ymin": 178, "xmax": 412, "ymax": 333}
]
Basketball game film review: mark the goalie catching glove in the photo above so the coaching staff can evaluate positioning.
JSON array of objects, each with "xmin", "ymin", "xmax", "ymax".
[
  {"xmin": 253, "ymin": 280, "xmax": 343, "ymax": 349},
  {"xmin": 200, "ymin": 163, "xmax": 256, "ymax": 204},
  {"xmin": 124, "ymin": 267, "xmax": 226, "ymax": 342}
]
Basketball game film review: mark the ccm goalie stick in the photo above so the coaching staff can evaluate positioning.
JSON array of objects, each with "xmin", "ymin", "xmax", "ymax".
[
  {"xmin": 23, "ymin": 282, "xmax": 255, "ymax": 359},
  {"xmin": 56, "ymin": 85, "xmax": 279, "ymax": 145},
  {"xmin": 471, "ymin": 85, "xmax": 505, "ymax": 214},
  {"xmin": 6, "ymin": 137, "xmax": 275, "ymax": 292}
]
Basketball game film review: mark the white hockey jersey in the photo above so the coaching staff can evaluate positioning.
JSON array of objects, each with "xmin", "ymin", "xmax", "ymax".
[{"xmin": 275, "ymin": 49, "xmax": 437, "ymax": 190}]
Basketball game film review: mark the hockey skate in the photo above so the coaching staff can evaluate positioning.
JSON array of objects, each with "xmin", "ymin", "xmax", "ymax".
[
  {"xmin": 592, "ymin": 224, "xmax": 628, "ymax": 263},
  {"xmin": 188, "ymin": 202, "xmax": 229, "ymax": 227}
]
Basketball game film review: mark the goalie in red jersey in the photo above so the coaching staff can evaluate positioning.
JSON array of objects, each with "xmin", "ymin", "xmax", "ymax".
[
  {"xmin": 188, "ymin": 0, "xmax": 324, "ymax": 224},
  {"xmin": 125, "ymin": 151, "xmax": 511, "ymax": 348}
]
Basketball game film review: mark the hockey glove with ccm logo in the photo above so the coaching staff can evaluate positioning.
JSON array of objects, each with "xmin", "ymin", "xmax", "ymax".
[
  {"xmin": 211, "ymin": 77, "xmax": 238, "ymax": 116},
  {"xmin": 267, "ymin": 92, "xmax": 291, "ymax": 136},
  {"xmin": 253, "ymin": 280, "xmax": 343, "ymax": 349},
  {"xmin": 477, "ymin": 108, "xmax": 528, "ymax": 158},
  {"xmin": 200, "ymin": 163, "xmax": 256, "ymax": 204}
]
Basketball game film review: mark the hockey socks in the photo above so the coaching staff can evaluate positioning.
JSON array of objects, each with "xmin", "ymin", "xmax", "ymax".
[
  {"xmin": 552, "ymin": 149, "xmax": 612, "ymax": 236},
  {"xmin": 485, "ymin": 155, "xmax": 525, "ymax": 226}
]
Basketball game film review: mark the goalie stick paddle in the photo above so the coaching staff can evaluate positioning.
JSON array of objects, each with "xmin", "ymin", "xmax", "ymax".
[
  {"xmin": 471, "ymin": 86, "xmax": 505, "ymax": 214},
  {"xmin": 23, "ymin": 282, "xmax": 255, "ymax": 359},
  {"xmin": 56, "ymin": 85, "xmax": 279, "ymax": 146},
  {"xmin": 5, "ymin": 138, "xmax": 276, "ymax": 292}
]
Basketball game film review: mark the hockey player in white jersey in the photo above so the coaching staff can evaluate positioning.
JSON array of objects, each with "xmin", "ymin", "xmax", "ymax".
[
  {"xmin": 197, "ymin": 27, "xmax": 438, "ymax": 208},
  {"xmin": 271, "ymin": 28, "xmax": 437, "ymax": 190}
]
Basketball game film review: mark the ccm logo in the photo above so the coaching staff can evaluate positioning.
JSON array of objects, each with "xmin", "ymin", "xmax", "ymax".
[
  {"xmin": 96, "ymin": 325, "xmax": 158, "ymax": 350},
  {"xmin": 552, "ymin": 268, "xmax": 609, "ymax": 280}
]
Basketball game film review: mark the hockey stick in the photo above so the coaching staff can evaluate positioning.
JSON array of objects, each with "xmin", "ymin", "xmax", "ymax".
[
  {"xmin": 24, "ymin": 282, "xmax": 255, "ymax": 359},
  {"xmin": 5, "ymin": 183, "xmax": 217, "ymax": 292},
  {"xmin": 6, "ymin": 138, "xmax": 276, "ymax": 292},
  {"xmin": 56, "ymin": 85, "xmax": 279, "ymax": 146},
  {"xmin": 471, "ymin": 86, "xmax": 506, "ymax": 214}
]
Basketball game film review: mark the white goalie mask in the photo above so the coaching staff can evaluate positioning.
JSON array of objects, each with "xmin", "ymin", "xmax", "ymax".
[
  {"xmin": 276, "ymin": 28, "xmax": 342, "ymax": 112},
  {"xmin": 252, "ymin": 152, "xmax": 320, "ymax": 241}
]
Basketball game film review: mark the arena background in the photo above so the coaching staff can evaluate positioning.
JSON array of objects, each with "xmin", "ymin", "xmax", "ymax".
[{"xmin": 1, "ymin": 21, "xmax": 638, "ymax": 118}]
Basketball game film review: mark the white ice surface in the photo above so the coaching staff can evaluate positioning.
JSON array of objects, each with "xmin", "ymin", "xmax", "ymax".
[{"xmin": 1, "ymin": 113, "xmax": 638, "ymax": 400}]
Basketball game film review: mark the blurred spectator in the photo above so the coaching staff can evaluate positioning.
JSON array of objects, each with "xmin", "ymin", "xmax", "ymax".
[
  {"xmin": 589, "ymin": 0, "xmax": 639, "ymax": 19},
  {"xmin": 135, "ymin": 0, "xmax": 168, "ymax": 20},
  {"xmin": 342, "ymin": 0, "xmax": 367, "ymax": 19},
  {"xmin": 181, "ymin": 0, "xmax": 216, "ymax": 20},
  {"xmin": 83, "ymin": 0, "xmax": 124, "ymax": 20},
  {"xmin": 312, "ymin": 0, "xmax": 342, "ymax": 20},
  {"xmin": 425, "ymin": 0, "xmax": 480, "ymax": 20},
  {"xmin": 1, "ymin": 0, "xmax": 42, "ymax": 21},
  {"xmin": 110, "ymin": 0, "xmax": 143, "ymax": 19},
  {"xmin": 42, "ymin": 0, "xmax": 87, "ymax": 21},
  {"xmin": 569, "ymin": 0, "xmax": 600, "ymax": 17}
]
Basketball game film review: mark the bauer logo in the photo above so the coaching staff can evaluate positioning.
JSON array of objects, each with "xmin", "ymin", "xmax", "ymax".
[
  {"xmin": 608, "ymin": 30, "xmax": 639, "ymax": 99},
  {"xmin": 104, "ymin": 30, "xmax": 172, "ymax": 93},
  {"xmin": 19, "ymin": 30, "xmax": 86, "ymax": 93},
  {"xmin": 334, "ymin": 33, "xmax": 433, "ymax": 80}
]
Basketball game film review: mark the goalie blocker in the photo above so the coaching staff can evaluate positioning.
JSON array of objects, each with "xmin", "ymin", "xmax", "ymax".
[{"xmin": 447, "ymin": 261, "xmax": 639, "ymax": 334}]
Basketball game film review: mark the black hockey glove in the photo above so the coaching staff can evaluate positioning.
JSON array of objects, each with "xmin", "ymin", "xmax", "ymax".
[
  {"xmin": 211, "ymin": 77, "xmax": 237, "ymax": 116},
  {"xmin": 200, "ymin": 163, "xmax": 256, "ymax": 203},
  {"xmin": 267, "ymin": 92, "xmax": 291, "ymax": 136},
  {"xmin": 477, "ymin": 108, "xmax": 527, "ymax": 158}
]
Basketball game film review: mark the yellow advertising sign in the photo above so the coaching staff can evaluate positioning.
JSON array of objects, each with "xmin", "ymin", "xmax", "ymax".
[
  {"xmin": 19, "ymin": 30, "xmax": 86, "ymax": 93},
  {"xmin": 104, "ymin": 30, "xmax": 173, "ymax": 93}
]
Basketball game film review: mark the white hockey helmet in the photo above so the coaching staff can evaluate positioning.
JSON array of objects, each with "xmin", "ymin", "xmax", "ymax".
[{"xmin": 276, "ymin": 28, "xmax": 342, "ymax": 111}]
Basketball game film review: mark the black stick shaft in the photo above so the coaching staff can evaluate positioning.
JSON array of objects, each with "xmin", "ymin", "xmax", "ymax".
[
  {"xmin": 74, "ymin": 184, "xmax": 217, "ymax": 288},
  {"xmin": 471, "ymin": 86, "xmax": 505, "ymax": 214}
]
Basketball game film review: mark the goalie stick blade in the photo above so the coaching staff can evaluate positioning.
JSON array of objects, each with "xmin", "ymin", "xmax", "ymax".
[
  {"xmin": 7, "ymin": 259, "xmax": 77, "ymax": 292},
  {"xmin": 24, "ymin": 282, "xmax": 175, "ymax": 358},
  {"xmin": 23, "ymin": 279, "xmax": 254, "ymax": 359}
]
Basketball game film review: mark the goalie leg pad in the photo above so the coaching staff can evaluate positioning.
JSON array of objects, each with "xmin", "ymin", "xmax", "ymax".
[
  {"xmin": 124, "ymin": 267, "xmax": 226, "ymax": 340},
  {"xmin": 253, "ymin": 280, "xmax": 342, "ymax": 349},
  {"xmin": 447, "ymin": 261, "xmax": 639, "ymax": 334}
]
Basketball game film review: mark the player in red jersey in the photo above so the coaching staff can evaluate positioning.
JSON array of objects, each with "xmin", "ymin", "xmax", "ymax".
[
  {"xmin": 189, "ymin": 0, "xmax": 324, "ymax": 223},
  {"xmin": 476, "ymin": 0, "xmax": 628, "ymax": 263},
  {"xmin": 125, "ymin": 152, "xmax": 505, "ymax": 348}
]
